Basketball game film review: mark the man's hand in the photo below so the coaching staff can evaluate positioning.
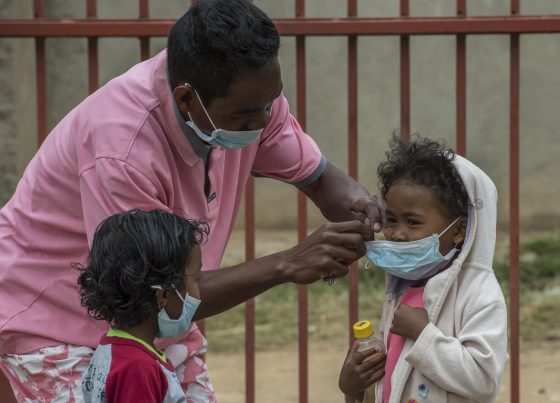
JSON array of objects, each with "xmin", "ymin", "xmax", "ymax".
[
  {"xmin": 280, "ymin": 221, "xmax": 374, "ymax": 284},
  {"xmin": 390, "ymin": 304, "xmax": 429, "ymax": 340},
  {"xmin": 349, "ymin": 194, "xmax": 387, "ymax": 232},
  {"xmin": 297, "ymin": 162, "xmax": 386, "ymax": 233},
  {"xmin": 339, "ymin": 341, "xmax": 386, "ymax": 400}
]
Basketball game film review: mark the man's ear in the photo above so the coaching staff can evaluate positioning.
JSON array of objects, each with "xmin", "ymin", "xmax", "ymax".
[
  {"xmin": 453, "ymin": 216, "xmax": 467, "ymax": 245},
  {"xmin": 155, "ymin": 287, "xmax": 170, "ymax": 310},
  {"xmin": 173, "ymin": 84, "xmax": 195, "ymax": 117}
]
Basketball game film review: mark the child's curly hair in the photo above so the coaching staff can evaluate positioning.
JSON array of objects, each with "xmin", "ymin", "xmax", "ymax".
[
  {"xmin": 76, "ymin": 209, "xmax": 208, "ymax": 328},
  {"xmin": 378, "ymin": 135, "xmax": 469, "ymax": 219}
]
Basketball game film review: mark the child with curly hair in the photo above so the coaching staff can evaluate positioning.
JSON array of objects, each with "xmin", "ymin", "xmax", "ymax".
[
  {"xmin": 339, "ymin": 136, "xmax": 508, "ymax": 402},
  {"xmin": 76, "ymin": 209, "xmax": 208, "ymax": 403}
]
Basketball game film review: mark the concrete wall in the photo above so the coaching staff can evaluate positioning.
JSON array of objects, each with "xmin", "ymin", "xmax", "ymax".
[{"xmin": 1, "ymin": 0, "xmax": 559, "ymax": 231}]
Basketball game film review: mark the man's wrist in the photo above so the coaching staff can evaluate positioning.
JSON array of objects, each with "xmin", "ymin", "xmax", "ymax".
[{"xmin": 272, "ymin": 250, "xmax": 294, "ymax": 283}]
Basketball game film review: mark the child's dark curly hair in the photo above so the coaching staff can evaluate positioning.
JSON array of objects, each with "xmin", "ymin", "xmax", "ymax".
[
  {"xmin": 75, "ymin": 209, "xmax": 208, "ymax": 328},
  {"xmin": 378, "ymin": 135, "xmax": 469, "ymax": 219}
]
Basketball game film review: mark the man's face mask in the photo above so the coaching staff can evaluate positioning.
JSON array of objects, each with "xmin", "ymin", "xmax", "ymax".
[
  {"xmin": 365, "ymin": 217, "xmax": 461, "ymax": 281},
  {"xmin": 185, "ymin": 85, "xmax": 266, "ymax": 149},
  {"xmin": 151, "ymin": 284, "xmax": 200, "ymax": 339}
]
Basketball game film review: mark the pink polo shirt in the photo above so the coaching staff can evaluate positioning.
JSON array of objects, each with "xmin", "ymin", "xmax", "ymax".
[{"xmin": 0, "ymin": 50, "xmax": 324, "ymax": 354}]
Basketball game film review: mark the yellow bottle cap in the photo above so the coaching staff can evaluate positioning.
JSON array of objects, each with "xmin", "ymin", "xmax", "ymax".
[{"xmin": 353, "ymin": 320, "xmax": 374, "ymax": 339}]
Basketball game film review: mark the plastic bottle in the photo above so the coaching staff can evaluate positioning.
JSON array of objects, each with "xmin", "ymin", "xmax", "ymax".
[
  {"xmin": 353, "ymin": 320, "xmax": 385, "ymax": 403},
  {"xmin": 353, "ymin": 320, "xmax": 385, "ymax": 353}
]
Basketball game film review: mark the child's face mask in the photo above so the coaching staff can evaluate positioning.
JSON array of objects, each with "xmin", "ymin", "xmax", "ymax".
[
  {"xmin": 365, "ymin": 217, "xmax": 460, "ymax": 281},
  {"xmin": 151, "ymin": 284, "xmax": 200, "ymax": 338}
]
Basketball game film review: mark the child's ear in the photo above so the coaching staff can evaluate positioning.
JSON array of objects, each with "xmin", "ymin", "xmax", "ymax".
[
  {"xmin": 453, "ymin": 216, "xmax": 467, "ymax": 245},
  {"xmin": 155, "ymin": 287, "xmax": 170, "ymax": 309}
]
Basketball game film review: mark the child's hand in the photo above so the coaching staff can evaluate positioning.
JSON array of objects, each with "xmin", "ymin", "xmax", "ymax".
[
  {"xmin": 390, "ymin": 304, "xmax": 429, "ymax": 340},
  {"xmin": 338, "ymin": 341, "xmax": 386, "ymax": 400}
]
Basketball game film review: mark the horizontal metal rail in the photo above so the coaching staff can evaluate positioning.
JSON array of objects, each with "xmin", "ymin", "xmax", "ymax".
[{"xmin": 1, "ymin": 15, "xmax": 560, "ymax": 37}]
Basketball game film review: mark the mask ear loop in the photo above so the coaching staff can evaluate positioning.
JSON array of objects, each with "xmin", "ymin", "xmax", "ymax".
[
  {"xmin": 171, "ymin": 284, "xmax": 187, "ymax": 303},
  {"xmin": 151, "ymin": 285, "xmax": 164, "ymax": 310},
  {"xmin": 438, "ymin": 216, "xmax": 461, "ymax": 238},
  {"xmin": 185, "ymin": 83, "xmax": 218, "ymax": 131}
]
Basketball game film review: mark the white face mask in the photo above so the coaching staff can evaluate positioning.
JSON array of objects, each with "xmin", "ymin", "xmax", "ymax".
[
  {"xmin": 185, "ymin": 85, "xmax": 265, "ymax": 149},
  {"xmin": 365, "ymin": 217, "xmax": 461, "ymax": 281},
  {"xmin": 151, "ymin": 284, "xmax": 200, "ymax": 338}
]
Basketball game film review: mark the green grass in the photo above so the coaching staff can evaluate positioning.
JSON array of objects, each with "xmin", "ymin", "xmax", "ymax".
[
  {"xmin": 205, "ymin": 262, "xmax": 385, "ymax": 353},
  {"xmin": 519, "ymin": 285, "xmax": 560, "ymax": 341},
  {"xmin": 494, "ymin": 236, "xmax": 560, "ymax": 290},
  {"xmin": 205, "ymin": 237, "xmax": 560, "ymax": 352}
]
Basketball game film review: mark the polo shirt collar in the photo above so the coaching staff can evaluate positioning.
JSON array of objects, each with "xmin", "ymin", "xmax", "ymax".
[
  {"xmin": 152, "ymin": 50, "xmax": 201, "ymax": 167},
  {"xmin": 170, "ymin": 90, "xmax": 213, "ymax": 160}
]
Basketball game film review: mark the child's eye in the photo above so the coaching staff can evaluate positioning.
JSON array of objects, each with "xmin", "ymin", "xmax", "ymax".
[
  {"xmin": 407, "ymin": 219, "xmax": 419, "ymax": 226},
  {"xmin": 387, "ymin": 217, "xmax": 397, "ymax": 226}
]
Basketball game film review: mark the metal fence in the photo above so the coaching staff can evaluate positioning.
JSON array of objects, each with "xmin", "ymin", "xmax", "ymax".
[{"xmin": 1, "ymin": 1, "xmax": 560, "ymax": 402}]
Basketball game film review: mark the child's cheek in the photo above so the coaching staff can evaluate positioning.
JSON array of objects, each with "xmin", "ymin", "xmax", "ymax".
[{"xmin": 167, "ymin": 300, "xmax": 184, "ymax": 320}]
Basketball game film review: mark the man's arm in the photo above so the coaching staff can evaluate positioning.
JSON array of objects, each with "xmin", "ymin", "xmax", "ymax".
[
  {"xmin": 194, "ymin": 220, "xmax": 373, "ymax": 319},
  {"xmin": 298, "ymin": 161, "xmax": 386, "ymax": 230}
]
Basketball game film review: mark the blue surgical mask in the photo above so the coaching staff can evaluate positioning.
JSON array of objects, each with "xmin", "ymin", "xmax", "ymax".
[
  {"xmin": 151, "ymin": 284, "xmax": 200, "ymax": 339},
  {"xmin": 185, "ymin": 85, "xmax": 264, "ymax": 149},
  {"xmin": 365, "ymin": 217, "xmax": 461, "ymax": 281}
]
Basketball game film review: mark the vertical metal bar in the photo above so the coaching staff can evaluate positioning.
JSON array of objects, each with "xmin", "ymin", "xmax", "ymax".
[
  {"xmin": 33, "ymin": 0, "xmax": 47, "ymax": 146},
  {"xmin": 456, "ymin": 0, "xmax": 467, "ymax": 156},
  {"xmin": 509, "ymin": 3, "xmax": 520, "ymax": 403},
  {"xmin": 244, "ymin": 177, "xmax": 256, "ymax": 403},
  {"xmin": 139, "ymin": 0, "xmax": 150, "ymax": 61},
  {"xmin": 400, "ymin": 0, "xmax": 410, "ymax": 141},
  {"xmin": 295, "ymin": 3, "xmax": 308, "ymax": 403},
  {"xmin": 347, "ymin": 0, "xmax": 359, "ymax": 346},
  {"xmin": 244, "ymin": 1, "xmax": 255, "ymax": 402},
  {"xmin": 86, "ymin": 0, "xmax": 98, "ymax": 93}
]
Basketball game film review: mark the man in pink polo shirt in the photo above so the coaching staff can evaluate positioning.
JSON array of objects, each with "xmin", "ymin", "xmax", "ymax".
[{"xmin": 0, "ymin": 0, "xmax": 384, "ymax": 401}]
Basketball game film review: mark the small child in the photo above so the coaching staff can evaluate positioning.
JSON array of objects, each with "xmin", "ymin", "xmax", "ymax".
[
  {"xmin": 76, "ymin": 209, "xmax": 208, "ymax": 403},
  {"xmin": 339, "ymin": 136, "xmax": 508, "ymax": 402}
]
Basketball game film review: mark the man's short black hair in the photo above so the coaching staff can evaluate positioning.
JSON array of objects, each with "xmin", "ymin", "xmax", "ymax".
[
  {"xmin": 76, "ymin": 209, "xmax": 208, "ymax": 328},
  {"xmin": 377, "ymin": 135, "xmax": 470, "ymax": 219},
  {"xmin": 167, "ymin": 0, "xmax": 280, "ymax": 105}
]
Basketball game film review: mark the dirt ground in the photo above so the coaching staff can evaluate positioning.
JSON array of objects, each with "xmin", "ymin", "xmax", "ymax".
[{"xmin": 207, "ymin": 340, "xmax": 560, "ymax": 403}]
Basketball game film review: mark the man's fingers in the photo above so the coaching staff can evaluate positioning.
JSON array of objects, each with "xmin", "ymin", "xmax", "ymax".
[
  {"xmin": 371, "ymin": 195, "xmax": 387, "ymax": 232},
  {"xmin": 324, "ymin": 231, "xmax": 368, "ymax": 250},
  {"xmin": 317, "ymin": 227, "xmax": 370, "ymax": 258},
  {"xmin": 321, "ymin": 259, "xmax": 351, "ymax": 279},
  {"xmin": 323, "ymin": 220, "xmax": 375, "ymax": 240},
  {"xmin": 324, "ymin": 244, "xmax": 363, "ymax": 264},
  {"xmin": 347, "ymin": 210, "xmax": 367, "ymax": 224},
  {"xmin": 350, "ymin": 195, "xmax": 387, "ymax": 234}
]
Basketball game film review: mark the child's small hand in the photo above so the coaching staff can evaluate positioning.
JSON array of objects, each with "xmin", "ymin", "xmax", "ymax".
[
  {"xmin": 390, "ymin": 304, "xmax": 429, "ymax": 340},
  {"xmin": 338, "ymin": 341, "xmax": 386, "ymax": 400}
]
